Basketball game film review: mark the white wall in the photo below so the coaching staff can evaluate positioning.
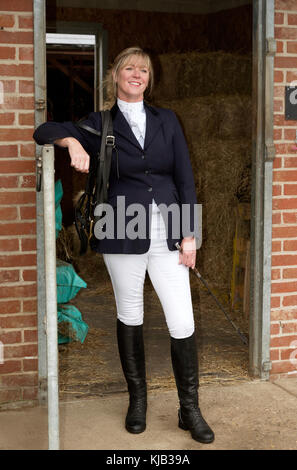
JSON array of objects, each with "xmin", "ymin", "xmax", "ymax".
[{"xmin": 56, "ymin": 0, "xmax": 252, "ymax": 14}]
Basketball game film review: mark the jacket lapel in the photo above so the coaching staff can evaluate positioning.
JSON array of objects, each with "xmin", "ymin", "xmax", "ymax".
[
  {"xmin": 110, "ymin": 102, "xmax": 162, "ymax": 151},
  {"xmin": 110, "ymin": 103, "xmax": 142, "ymax": 151},
  {"xmin": 143, "ymin": 103, "xmax": 162, "ymax": 150}
]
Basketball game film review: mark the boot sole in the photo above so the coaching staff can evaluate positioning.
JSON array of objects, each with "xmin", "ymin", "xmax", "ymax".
[
  {"xmin": 178, "ymin": 419, "xmax": 215, "ymax": 444},
  {"xmin": 125, "ymin": 424, "xmax": 146, "ymax": 434}
]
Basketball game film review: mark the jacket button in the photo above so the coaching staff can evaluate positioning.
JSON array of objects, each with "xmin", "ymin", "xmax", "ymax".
[
  {"xmin": 148, "ymin": 187, "xmax": 152, "ymax": 192},
  {"xmin": 145, "ymin": 170, "xmax": 149, "ymax": 175},
  {"xmin": 141, "ymin": 154, "xmax": 145, "ymax": 159}
]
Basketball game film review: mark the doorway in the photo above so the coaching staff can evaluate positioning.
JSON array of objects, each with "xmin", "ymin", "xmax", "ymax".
[{"xmin": 34, "ymin": 0, "xmax": 274, "ymax": 401}]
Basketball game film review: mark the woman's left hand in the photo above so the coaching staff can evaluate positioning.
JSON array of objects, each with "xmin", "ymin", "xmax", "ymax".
[{"xmin": 178, "ymin": 236, "xmax": 196, "ymax": 269}]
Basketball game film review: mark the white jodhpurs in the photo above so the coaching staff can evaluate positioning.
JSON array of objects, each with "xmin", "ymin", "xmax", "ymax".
[{"xmin": 103, "ymin": 201, "xmax": 195, "ymax": 339}]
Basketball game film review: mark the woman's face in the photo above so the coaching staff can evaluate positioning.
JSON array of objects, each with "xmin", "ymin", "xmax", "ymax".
[{"xmin": 115, "ymin": 56, "xmax": 150, "ymax": 102}]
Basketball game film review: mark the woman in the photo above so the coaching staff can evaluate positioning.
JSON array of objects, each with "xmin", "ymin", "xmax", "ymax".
[{"xmin": 33, "ymin": 47, "xmax": 214, "ymax": 444}]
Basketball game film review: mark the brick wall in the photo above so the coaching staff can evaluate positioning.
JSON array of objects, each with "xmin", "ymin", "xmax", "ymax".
[
  {"xmin": 271, "ymin": 0, "xmax": 297, "ymax": 379},
  {"xmin": 0, "ymin": 0, "xmax": 38, "ymax": 406}
]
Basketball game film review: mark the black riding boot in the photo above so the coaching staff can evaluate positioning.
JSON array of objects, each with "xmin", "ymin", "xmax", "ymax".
[
  {"xmin": 170, "ymin": 333, "xmax": 214, "ymax": 444},
  {"xmin": 117, "ymin": 319, "xmax": 147, "ymax": 434}
]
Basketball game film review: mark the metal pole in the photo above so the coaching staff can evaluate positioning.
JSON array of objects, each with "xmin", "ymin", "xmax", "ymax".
[{"xmin": 43, "ymin": 145, "xmax": 60, "ymax": 450}]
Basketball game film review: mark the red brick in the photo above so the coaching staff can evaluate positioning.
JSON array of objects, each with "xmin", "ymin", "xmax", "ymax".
[
  {"xmin": 0, "ymin": 14, "xmax": 15, "ymax": 27},
  {"xmin": 0, "ymin": 222, "xmax": 36, "ymax": 236},
  {"xmin": 283, "ymin": 185, "xmax": 297, "ymax": 196},
  {"xmin": 0, "ymin": 389, "xmax": 21, "ymax": 403},
  {"xmin": 0, "ymin": 145, "xmax": 18, "ymax": 158},
  {"xmin": 0, "ymin": 300, "xmax": 20, "ymax": 314},
  {"xmin": 0, "ymin": 330, "xmax": 21, "ymax": 344},
  {"xmin": 0, "ymin": 176, "xmax": 18, "ymax": 188},
  {"xmin": 19, "ymin": 143, "xmax": 35, "ymax": 157},
  {"xmin": 0, "ymin": 191, "xmax": 35, "ymax": 205},
  {"xmin": 287, "ymin": 42, "xmax": 297, "ymax": 54},
  {"xmin": 22, "ymin": 386, "xmax": 38, "ymax": 401},
  {"xmin": 20, "ymin": 174, "xmax": 36, "ymax": 188},
  {"xmin": 20, "ymin": 205, "xmax": 36, "ymax": 219},
  {"xmin": 0, "ymin": 239, "xmax": 19, "ymax": 251},
  {"xmin": 272, "ymin": 226, "xmax": 297, "ymax": 238},
  {"xmin": 271, "ymin": 360, "xmax": 297, "ymax": 374},
  {"xmin": 282, "ymin": 322, "xmax": 297, "ymax": 334},
  {"xmin": 272, "ymin": 212, "xmax": 281, "ymax": 224},
  {"xmin": 18, "ymin": 15, "xmax": 33, "ymax": 29},
  {"xmin": 270, "ymin": 334, "xmax": 297, "ymax": 347},
  {"xmin": 21, "ymin": 238, "xmax": 36, "ymax": 252},
  {"xmin": 270, "ymin": 349, "xmax": 280, "ymax": 361},
  {"xmin": 19, "ymin": 46, "xmax": 33, "ymax": 61},
  {"xmin": 271, "ymin": 323, "xmax": 280, "ymax": 335},
  {"xmin": 274, "ymin": 99, "xmax": 283, "ymax": 113},
  {"xmin": 0, "ymin": 283, "xmax": 37, "ymax": 299},
  {"xmin": 0, "ymin": 269, "xmax": 19, "ymax": 283},
  {"xmin": 0, "ymin": 95, "xmax": 34, "ymax": 110},
  {"xmin": 275, "ymin": 29, "xmax": 297, "ymax": 42},
  {"xmin": 0, "ymin": 206, "xmax": 18, "ymax": 221},
  {"xmin": 19, "ymin": 113, "xmax": 34, "ymax": 126},
  {"xmin": 275, "ymin": 143, "xmax": 297, "ymax": 155},
  {"xmin": 273, "ymin": 156, "xmax": 282, "ymax": 169},
  {"xmin": 272, "ymin": 241, "xmax": 282, "ymax": 252},
  {"xmin": 1, "ymin": 373, "xmax": 38, "ymax": 387},
  {"xmin": 283, "ymin": 128, "xmax": 297, "ymax": 140},
  {"xmin": 283, "ymin": 267, "xmax": 297, "ymax": 278},
  {"xmin": 5, "ymin": 344, "xmax": 37, "ymax": 359},
  {"xmin": 22, "ymin": 269, "xmax": 36, "ymax": 281},
  {"xmin": 0, "ymin": 46, "xmax": 16, "ymax": 60},
  {"xmin": 280, "ymin": 346, "xmax": 297, "ymax": 360},
  {"xmin": 0, "ymin": 113, "xmax": 15, "ymax": 126},
  {"xmin": 0, "ymin": 31, "xmax": 33, "ymax": 45},
  {"xmin": 0, "ymin": 160, "xmax": 35, "ymax": 174},
  {"xmin": 287, "ymin": 71, "xmax": 297, "ymax": 84},
  {"xmin": 274, "ymin": 170, "xmax": 297, "ymax": 182},
  {"xmin": 22, "ymin": 299, "xmax": 37, "ymax": 313},
  {"xmin": 272, "ymin": 254, "xmax": 297, "ymax": 266},
  {"xmin": 276, "ymin": 0, "xmax": 297, "ymax": 10},
  {"xmin": 284, "ymin": 157, "xmax": 297, "ymax": 168},
  {"xmin": 19, "ymin": 80, "xmax": 33, "ymax": 94},
  {"xmin": 0, "ymin": 253, "xmax": 36, "ymax": 267},
  {"xmin": 273, "ymin": 198, "xmax": 297, "ymax": 210},
  {"xmin": 23, "ymin": 358, "xmax": 37, "ymax": 372},
  {"xmin": 0, "ymin": 360, "xmax": 22, "ymax": 374},
  {"xmin": 0, "ymin": 0, "xmax": 33, "ymax": 11},
  {"xmin": 0, "ymin": 128, "xmax": 34, "ymax": 141},
  {"xmin": 284, "ymin": 240, "xmax": 297, "ymax": 251},
  {"xmin": 275, "ymin": 12, "xmax": 284, "ymax": 25},
  {"xmin": 275, "ymin": 115, "xmax": 297, "ymax": 126},
  {"xmin": 272, "ymin": 269, "xmax": 281, "ymax": 281},
  {"xmin": 1, "ymin": 315, "xmax": 36, "ymax": 329},
  {"xmin": 274, "ymin": 70, "xmax": 284, "ymax": 83},
  {"xmin": 23, "ymin": 329, "xmax": 37, "ymax": 343},
  {"xmin": 271, "ymin": 309, "xmax": 297, "ymax": 321},
  {"xmin": 283, "ymin": 295, "xmax": 297, "ymax": 307},
  {"xmin": 271, "ymin": 280, "xmax": 297, "ymax": 293},
  {"xmin": 288, "ymin": 13, "xmax": 297, "ymax": 25},
  {"xmin": 274, "ymin": 128, "xmax": 282, "ymax": 140},
  {"xmin": 271, "ymin": 296, "xmax": 281, "ymax": 308}
]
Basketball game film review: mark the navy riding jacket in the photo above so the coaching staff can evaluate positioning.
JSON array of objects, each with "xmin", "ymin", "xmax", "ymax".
[{"xmin": 33, "ymin": 102, "xmax": 198, "ymax": 254}]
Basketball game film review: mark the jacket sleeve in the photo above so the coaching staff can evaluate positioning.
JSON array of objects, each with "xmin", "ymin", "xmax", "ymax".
[
  {"xmin": 171, "ymin": 111, "xmax": 198, "ymax": 238},
  {"xmin": 33, "ymin": 112, "xmax": 101, "ymax": 157}
]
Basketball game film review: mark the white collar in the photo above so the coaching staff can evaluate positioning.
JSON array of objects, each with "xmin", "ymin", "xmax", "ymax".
[{"xmin": 117, "ymin": 98, "xmax": 144, "ymax": 114}]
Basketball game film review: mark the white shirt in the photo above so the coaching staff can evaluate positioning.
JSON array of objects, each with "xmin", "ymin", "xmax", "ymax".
[{"xmin": 117, "ymin": 98, "xmax": 146, "ymax": 148}]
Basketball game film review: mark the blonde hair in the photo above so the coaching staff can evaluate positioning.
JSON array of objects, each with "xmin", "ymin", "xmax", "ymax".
[{"xmin": 104, "ymin": 47, "xmax": 154, "ymax": 107}]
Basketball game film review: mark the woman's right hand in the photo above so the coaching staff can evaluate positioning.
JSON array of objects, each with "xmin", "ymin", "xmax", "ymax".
[{"xmin": 54, "ymin": 137, "xmax": 90, "ymax": 173}]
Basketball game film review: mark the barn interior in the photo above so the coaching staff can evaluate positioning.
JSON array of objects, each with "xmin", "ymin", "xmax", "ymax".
[{"xmin": 45, "ymin": 0, "xmax": 253, "ymax": 400}]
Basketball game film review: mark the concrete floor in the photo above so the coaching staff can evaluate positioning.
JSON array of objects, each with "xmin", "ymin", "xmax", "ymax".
[{"xmin": 0, "ymin": 377, "xmax": 297, "ymax": 450}]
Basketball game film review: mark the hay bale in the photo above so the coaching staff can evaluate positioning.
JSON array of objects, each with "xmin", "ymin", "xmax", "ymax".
[
  {"xmin": 191, "ymin": 138, "xmax": 252, "ymax": 290},
  {"xmin": 155, "ymin": 94, "xmax": 252, "ymax": 141},
  {"xmin": 153, "ymin": 51, "xmax": 252, "ymax": 101}
]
